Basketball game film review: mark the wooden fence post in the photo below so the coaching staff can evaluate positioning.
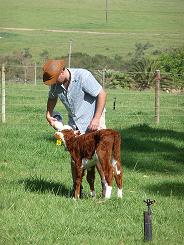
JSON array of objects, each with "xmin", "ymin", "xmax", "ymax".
[
  {"xmin": 113, "ymin": 97, "xmax": 116, "ymax": 110},
  {"xmin": 1, "ymin": 64, "xmax": 6, "ymax": 123},
  {"xmin": 34, "ymin": 63, "xmax": 37, "ymax": 85},
  {"xmin": 155, "ymin": 70, "xmax": 160, "ymax": 124},
  {"xmin": 102, "ymin": 69, "xmax": 106, "ymax": 88},
  {"xmin": 68, "ymin": 40, "xmax": 72, "ymax": 68}
]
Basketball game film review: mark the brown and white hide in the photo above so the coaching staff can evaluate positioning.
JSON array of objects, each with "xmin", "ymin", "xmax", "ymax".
[{"xmin": 55, "ymin": 128, "xmax": 123, "ymax": 199}]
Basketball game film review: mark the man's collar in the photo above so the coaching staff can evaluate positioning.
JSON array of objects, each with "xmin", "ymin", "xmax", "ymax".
[
  {"xmin": 68, "ymin": 68, "xmax": 75, "ymax": 82},
  {"xmin": 67, "ymin": 68, "xmax": 71, "ymax": 82}
]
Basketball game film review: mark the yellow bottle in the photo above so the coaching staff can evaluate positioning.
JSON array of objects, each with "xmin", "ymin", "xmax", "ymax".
[{"xmin": 56, "ymin": 139, "xmax": 62, "ymax": 146}]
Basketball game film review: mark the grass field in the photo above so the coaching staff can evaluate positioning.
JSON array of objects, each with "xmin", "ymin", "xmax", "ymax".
[
  {"xmin": 0, "ymin": 83, "xmax": 184, "ymax": 244},
  {"xmin": 0, "ymin": 0, "xmax": 184, "ymax": 61},
  {"xmin": 1, "ymin": 1, "xmax": 184, "ymax": 243}
]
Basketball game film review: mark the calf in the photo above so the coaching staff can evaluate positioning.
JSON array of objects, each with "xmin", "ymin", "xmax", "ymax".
[{"xmin": 54, "ymin": 126, "xmax": 123, "ymax": 199}]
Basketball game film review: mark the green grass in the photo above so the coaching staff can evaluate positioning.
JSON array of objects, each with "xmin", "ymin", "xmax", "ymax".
[
  {"xmin": 0, "ymin": 0, "xmax": 184, "ymax": 61},
  {"xmin": 0, "ymin": 84, "xmax": 184, "ymax": 244}
]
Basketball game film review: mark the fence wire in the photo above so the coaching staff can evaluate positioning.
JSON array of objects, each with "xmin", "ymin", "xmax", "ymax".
[{"xmin": 1, "ymin": 64, "xmax": 184, "ymax": 127}]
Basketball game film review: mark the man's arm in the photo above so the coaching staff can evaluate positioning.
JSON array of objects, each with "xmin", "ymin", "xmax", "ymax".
[
  {"xmin": 88, "ymin": 88, "xmax": 106, "ymax": 131},
  {"xmin": 46, "ymin": 98, "xmax": 58, "ymax": 126}
]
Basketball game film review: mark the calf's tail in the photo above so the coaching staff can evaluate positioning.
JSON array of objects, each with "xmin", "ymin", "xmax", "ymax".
[
  {"xmin": 112, "ymin": 131, "xmax": 123, "ymax": 197},
  {"xmin": 113, "ymin": 131, "xmax": 121, "ymax": 162}
]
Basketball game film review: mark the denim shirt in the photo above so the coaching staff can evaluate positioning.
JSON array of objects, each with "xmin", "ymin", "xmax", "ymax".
[{"xmin": 48, "ymin": 68, "xmax": 102, "ymax": 133}]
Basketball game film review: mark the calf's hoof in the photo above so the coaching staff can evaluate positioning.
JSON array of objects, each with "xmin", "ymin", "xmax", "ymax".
[
  {"xmin": 90, "ymin": 190, "xmax": 96, "ymax": 198},
  {"xmin": 117, "ymin": 188, "xmax": 123, "ymax": 198},
  {"xmin": 101, "ymin": 181, "xmax": 107, "ymax": 197}
]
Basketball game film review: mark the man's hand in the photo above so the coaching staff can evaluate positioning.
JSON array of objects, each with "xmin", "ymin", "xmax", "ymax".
[
  {"xmin": 46, "ymin": 114, "xmax": 57, "ymax": 127},
  {"xmin": 88, "ymin": 88, "xmax": 106, "ymax": 131},
  {"xmin": 88, "ymin": 117, "xmax": 100, "ymax": 131}
]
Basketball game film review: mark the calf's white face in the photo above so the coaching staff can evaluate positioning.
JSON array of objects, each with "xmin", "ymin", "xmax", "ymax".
[
  {"xmin": 54, "ymin": 125, "xmax": 73, "ymax": 147},
  {"xmin": 60, "ymin": 125, "xmax": 73, "ymax": 147}
]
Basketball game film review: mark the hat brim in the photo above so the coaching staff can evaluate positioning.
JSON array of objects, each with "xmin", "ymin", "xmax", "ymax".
[{"xmin": 44, "ymin": 73, "xmax": 61, "ymax": 85}]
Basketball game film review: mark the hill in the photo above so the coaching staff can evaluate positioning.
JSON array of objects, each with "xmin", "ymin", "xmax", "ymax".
[{"xmin": 0, "ymin": 0, "xmax": 184, "ymax": 62}]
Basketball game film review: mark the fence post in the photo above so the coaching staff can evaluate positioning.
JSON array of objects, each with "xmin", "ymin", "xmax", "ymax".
[
  {"xmin": 102, "ymin": 69, "xmax": 106, "ymax": 88},
  {"xmin": 34, "ymin": 63, "xmax": 37, "ymax": 85},
  {"xmin": 68, "ymin": 40, "xmax": 72, "ymax": 68},
  {"xmin": 105, "ymin": 0, "xmax": 108, "ymax": 23},
  {"xmin": 155, "ymin": 70, "xmax": 160, "ymax": 124},
  {"xmin": 1, "ymin": 64, "xmax": 6, "ymax": 123},
  {"xmin": 113, "ymin": 97, "xmax": 116, "ymax": 110}
]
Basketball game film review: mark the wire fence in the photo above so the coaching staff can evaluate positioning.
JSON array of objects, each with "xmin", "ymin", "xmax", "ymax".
[{"xmin": 1, "ymin": 64, "xmax": 184, "ymax": 127}]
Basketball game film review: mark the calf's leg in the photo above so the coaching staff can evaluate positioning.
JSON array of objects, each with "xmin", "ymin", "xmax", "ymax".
[
  {"xmin": 71, "ymin": 159, "xmax": 76, "ymax": 186},
  {"xmin": 104, "ymin": 164, "xmax": 114, "ymax": 198},
  {"xmin": 113, "ymin": 161, "xmax": 123, "ymax": 198},
  {"xmin": 73, "ymin": 160, "xmax": 83, "ymax": 199},
  {"xmin": 86, "ymin": 166, "xmax": 96, "ymax": 197},
  {"xmin": 96, "ymin": 143, "xmax": 114, "ymax": 199},
  {"xmin": 96, "ymin": 162, "xmax": 107, "ymax": 197}
]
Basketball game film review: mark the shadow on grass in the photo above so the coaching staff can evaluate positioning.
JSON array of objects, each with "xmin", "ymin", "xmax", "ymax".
[
  {"xmin": 20, "ymin": 176, "xmax": 71, "ymax": 198},
  {"xmin": 20, "ymin": 177, "xmax": 92, "ymax": 199},
  {"xmin": 146, "ymin": 181, "xmax": 184, "ymax": 199},
  {"xmin": 120, "ymin": 124, "xmax": 184, "ymax": 173}
]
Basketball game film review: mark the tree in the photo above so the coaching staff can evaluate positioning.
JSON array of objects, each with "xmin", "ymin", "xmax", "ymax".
[{"xmin": 129, "ymin": 57, "xmax": 158, "ymax": 90}]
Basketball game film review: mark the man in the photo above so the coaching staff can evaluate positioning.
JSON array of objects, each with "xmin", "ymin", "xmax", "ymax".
[{"xmin": 43, "ymin": 59, "xmax": 107, "ymax": 196}]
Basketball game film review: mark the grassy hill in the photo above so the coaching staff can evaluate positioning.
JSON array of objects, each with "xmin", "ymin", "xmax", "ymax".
[{"xmin": 0, "ymin": 0, "xmax": 184, "ymax": 62}]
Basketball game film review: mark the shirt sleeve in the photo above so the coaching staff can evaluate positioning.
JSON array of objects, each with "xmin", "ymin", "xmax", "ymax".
[{"xmin": 81, "ymin": 70, "xmax": 102, "ymax": 97}]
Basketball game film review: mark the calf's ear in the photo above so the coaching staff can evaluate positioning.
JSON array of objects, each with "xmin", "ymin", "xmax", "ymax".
[{"xmin": 54, "ymin": 132, "xmax": 62, "ymax": 140}]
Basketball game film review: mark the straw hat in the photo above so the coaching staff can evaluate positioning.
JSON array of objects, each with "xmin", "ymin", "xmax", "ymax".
[{"xmin": 43, "ymin": 59, "xmax": 65, "ymax": 85}]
